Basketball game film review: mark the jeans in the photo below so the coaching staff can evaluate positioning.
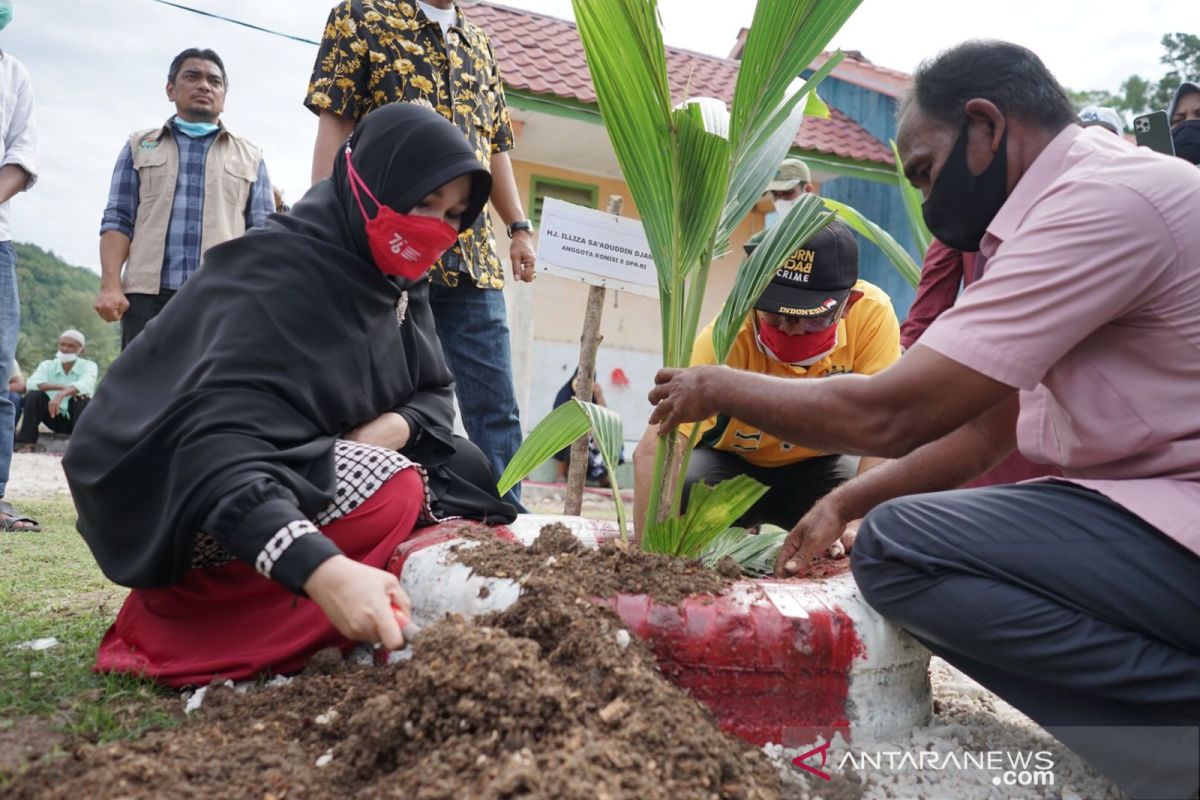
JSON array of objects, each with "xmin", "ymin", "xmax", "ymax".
[
  {"xmin": 427, "ymin": 279, "xmax": 523, "ymax": 506},
  {"xmin": 6, "ymin": 391, "xmax": 21, "ymax": 429},
  {"xmin": 0, "ymin": 242, "xmax": 19, "ymax": 498},
  {"xmin": 852, "ymin": 482, "xmax": 1200, "ymax": 799}
]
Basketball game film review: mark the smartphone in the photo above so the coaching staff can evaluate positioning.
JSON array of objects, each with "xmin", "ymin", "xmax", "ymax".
[{"xmin": 1133, "ymin": 111, "xmax": 1175, "ymax": 156}]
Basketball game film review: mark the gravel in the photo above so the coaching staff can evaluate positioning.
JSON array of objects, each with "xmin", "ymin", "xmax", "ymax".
[
  {"xmin": 5, "ymin": 452, "xmax": 69, "ymax": 500},
  {"xmin": 771, "ymin": 657, "xmax": 1123, "ymax": 799}
]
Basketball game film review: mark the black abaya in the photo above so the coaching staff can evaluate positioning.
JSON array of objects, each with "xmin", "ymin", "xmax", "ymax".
[{"xmin": 65, "ymin": 105, "xmax": 514, "ymax": 593}]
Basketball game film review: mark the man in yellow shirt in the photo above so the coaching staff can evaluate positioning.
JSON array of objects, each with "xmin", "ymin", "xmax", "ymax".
[{"xmin": 634, "ymin": 220, "xmax": 901, "ymax": 532}]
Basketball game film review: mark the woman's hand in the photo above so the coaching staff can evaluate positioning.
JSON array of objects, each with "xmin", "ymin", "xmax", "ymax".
[
  {"xmin": 346, "ymin": 412, "xmax": 411, "ymax": 449},
  {"xmin": 774, "ymin": 497, "xmax": 860, "ymax": 577},
  {"xmin": 303, "ymin": 556, "xmax": 412, "ymax": 650}
]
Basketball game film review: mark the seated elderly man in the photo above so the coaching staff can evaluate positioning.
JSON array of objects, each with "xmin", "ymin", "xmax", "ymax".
[
  {"xmin": 14, "ymin": 330, "xmax": 98, "ymax": 452},
  {"xmin": 633, "ymin": 220, "xmax": 901, "ymax": 533}
]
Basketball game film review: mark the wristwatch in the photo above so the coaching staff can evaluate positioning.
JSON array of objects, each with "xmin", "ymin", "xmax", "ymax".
[{"xmin": 506, "ymin": 220, "xmax": 533, "ymax": 238}]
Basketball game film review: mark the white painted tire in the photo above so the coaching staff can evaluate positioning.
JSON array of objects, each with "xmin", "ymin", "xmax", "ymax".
[{"xmin": 390, "ymin": 514, "xmax": 930, "ymax": 745}]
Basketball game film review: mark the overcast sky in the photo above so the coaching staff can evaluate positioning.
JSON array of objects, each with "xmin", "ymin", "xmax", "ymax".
[{"xmin": 5, "ymin": 0, "xmax": 1191, "ymax": 271}]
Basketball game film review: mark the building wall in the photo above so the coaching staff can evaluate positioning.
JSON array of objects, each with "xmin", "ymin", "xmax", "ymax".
[
  {"xmin": 819, "ymin": 75, "xmax": 900, "ymax": 147},
  {"xmin": 504, "ymin": 159, "xmax": 761, "ymax": 352},
  {"xmin": 819, "ymin": 174, "xmax": 917, "ymax": 317},
  {"xmin": 804, "ymin": 75, "xmax": 918, "ymax": 316},
  {"xmin": 489, "ymin": 159, "xmax": 764, "ymax": 447}
]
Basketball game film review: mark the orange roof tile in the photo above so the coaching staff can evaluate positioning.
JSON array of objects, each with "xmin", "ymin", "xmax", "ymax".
[{"xmin": 465, "ymin": 1, "xmax": 896, "ymax": 165}]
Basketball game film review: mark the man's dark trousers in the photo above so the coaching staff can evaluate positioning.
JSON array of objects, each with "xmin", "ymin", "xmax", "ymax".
[
  {"xmin": 121, "ymin": 290, "xmax": 176, "ymax": 350},
  {"xmin": 852, "ymin": 481, "xmax": 1200, "ymax": 799},
  {"xmin": 684, "ymin": 448, "xmax": 855, "ymax": 528},
  {"xmin": 15, "ymin": 391, "xmax": 90, "ymax": 445}
]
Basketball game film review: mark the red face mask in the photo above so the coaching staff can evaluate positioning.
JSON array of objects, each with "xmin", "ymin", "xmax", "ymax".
[
  {"xmin": 345, "ymin": 148, "xmax": 460, "ymax": 280},
  {"xmin": 756, "ymin": 318, "xmax": 838, "ymax": 364}
]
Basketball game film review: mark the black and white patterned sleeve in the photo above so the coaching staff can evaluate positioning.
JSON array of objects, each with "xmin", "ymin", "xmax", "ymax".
[
  {"xmin": 193, "ymin": 441, "xmax": 430, "ymax": 592},
  {"xmin": 314, "ymin": 440, "xmax": 433, "ymax": 526}
]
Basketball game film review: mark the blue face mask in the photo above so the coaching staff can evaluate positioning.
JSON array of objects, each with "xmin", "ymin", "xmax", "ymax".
[
  {"xmin": 0, "ymin": 1, "xmax": 13, "ymax": 31},
  {"xmin": 174, "ymin": 117, "xmax": 219, "ymax": 138}
]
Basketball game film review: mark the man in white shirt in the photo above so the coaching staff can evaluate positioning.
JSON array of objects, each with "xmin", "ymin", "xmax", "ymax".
[{"xmin": 0, "ymin": 1, "xmax": 40, "ymax": 532}]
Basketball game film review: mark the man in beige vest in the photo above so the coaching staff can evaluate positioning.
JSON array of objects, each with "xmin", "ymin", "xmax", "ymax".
[{"xmin": 96, "ymin": 48, "xmax": 273, "ymax": 349}]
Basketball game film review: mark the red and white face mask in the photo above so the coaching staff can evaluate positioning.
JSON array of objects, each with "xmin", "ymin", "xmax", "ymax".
[
  {"xmin": 345, "ymin": 147, "xmax": 459, "ymax": 280},
  {"xmin": 756, "ymin": 319, "xmax": 838, "ymax": 365}
]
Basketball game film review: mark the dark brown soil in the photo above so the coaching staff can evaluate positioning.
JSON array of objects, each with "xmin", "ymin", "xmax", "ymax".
[
  {"xmin": 455, "ymin": 523, "xmax": 732, "ymax": 605},
  {"xmin": 4, "ymin": 526, "xmax": 783, "ymax": 799},
  {"xmin": 0, "ymin": 716, "xmax": 72, "ymax": 778},
  {"xmin": 457, "ymin": 522, "xmax": 852, "ymax": 592},
  {"xmin": 796, "ymin": 555, "xmax": 852, "ymax": 580}
]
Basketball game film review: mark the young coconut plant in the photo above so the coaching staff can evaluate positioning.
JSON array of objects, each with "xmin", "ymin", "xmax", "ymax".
[{"xmin": 501, "ymin": 0, "xmax": 863, "ymax": 553}]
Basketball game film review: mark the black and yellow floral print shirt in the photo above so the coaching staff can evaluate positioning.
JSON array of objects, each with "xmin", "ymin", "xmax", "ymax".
[{"xmin": 306, "ymin": 0, "xmax": 514, "ymax": 288}]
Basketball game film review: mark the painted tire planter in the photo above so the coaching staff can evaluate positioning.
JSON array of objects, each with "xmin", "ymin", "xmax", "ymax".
[{"xmin": 387, "ymin": 514, "xmax": 931, "ymax": 747}]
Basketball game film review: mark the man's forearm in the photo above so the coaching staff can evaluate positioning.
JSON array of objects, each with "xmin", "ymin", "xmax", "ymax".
[
  {"xmin": 99, "ymin": 231, "xmax": 131, "ymax": 289},
  {"xmin": 311, "ymin": 112, "xmax": 356, "ymax": 185},
  {"xmin": 701, "ymin": 369, "xmax": 898, "ymax": 457},
  {"xmin": 487, "ymin": 152, "xmax": 526, "ymax": 225},
  {"xmin": 0, "ymin": 164, "xmax": 30, "ymax": 206},
  {"xmin": 856, "ymin": 456, "xmax": 886, "ymax": 476},
  {"xmin": 666, "ymin": 346, "xmax": 1014, "ymax": 460},
  {"xmin": 823, "ymin": 396, "xmax": 1019, "ymax": 522}
]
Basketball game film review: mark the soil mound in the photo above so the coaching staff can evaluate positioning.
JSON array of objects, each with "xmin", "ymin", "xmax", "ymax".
[
  {"xmin": 456, "ymin": 522, "xmax": 732, "ymax": 605},
  {"xmin": 5, "ymin": 527, "xmax": 782, "ymax": 799}
]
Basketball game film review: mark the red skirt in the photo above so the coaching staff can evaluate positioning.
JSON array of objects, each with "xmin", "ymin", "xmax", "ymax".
[{"xmin": 95, "ymin": 468, "xmax": 425, "ymax": 688}]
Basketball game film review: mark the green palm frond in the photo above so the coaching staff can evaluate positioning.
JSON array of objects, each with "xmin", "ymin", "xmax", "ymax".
[
  {"xmin": 496, "ymin": 398, "xmax": 630, "ymax": 540},
  {"xmin": 642, "ymin": 475, "xmax": 768, "ymax": 558},
  {"xmin": 821, "ymin": 197, "xmax": 922, "ymax": 288},
  {"xmin": 710, "ymin": 193, "xmax": 835, "ymax": 361},
  {"xmin": 701, "ymin": 524, "xmax": 789, "ymax": 577},
  {"xmin": 572, "ymin": 0, "xmax": 677, "ymax": 286},
  {"xmin": 729, "ymin": 1, "xmax": 861, "ymax": 158}
]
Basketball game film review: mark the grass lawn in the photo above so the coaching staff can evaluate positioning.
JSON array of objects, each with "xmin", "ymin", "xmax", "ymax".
[{"xmin": 0, "ymin": 495, "xmax": 177, "ymax": 781}]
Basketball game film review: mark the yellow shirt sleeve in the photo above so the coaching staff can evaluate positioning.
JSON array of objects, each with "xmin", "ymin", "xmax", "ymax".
[{"xmin": 847, "ymin": 290, "xmax": 902, "ymax": 376}]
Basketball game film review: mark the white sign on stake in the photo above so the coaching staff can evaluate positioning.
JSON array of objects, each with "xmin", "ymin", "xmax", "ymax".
[{"xmin": 535, "ymin": 197, "xmax": 658, "ymax": 298}]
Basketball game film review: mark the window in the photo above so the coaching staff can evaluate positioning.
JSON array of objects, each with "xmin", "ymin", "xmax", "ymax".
[{"xmin": 529, "ymin": 176, "xmax": 599, "ymax": 227}]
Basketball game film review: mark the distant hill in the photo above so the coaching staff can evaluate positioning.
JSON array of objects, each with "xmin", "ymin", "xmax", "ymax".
[{"xmin": 13, "ymin": 243, "xmax": 119, "ymax": 375}]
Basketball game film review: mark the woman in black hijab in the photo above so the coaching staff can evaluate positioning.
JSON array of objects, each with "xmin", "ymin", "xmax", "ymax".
[{"xmin": 64, "ymin": 104, "xmax": 514, "ymax": 686}]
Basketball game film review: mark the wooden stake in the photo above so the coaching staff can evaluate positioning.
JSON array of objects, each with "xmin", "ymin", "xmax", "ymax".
[{"xmin": 565, "ymin": 195, "xmax": 623, "ymax": 515}]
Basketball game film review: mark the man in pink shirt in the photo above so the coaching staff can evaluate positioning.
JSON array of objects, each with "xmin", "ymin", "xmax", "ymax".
[{"xmin": 647, "ymin": 41, "xmax": 1199, "ymax": 796}]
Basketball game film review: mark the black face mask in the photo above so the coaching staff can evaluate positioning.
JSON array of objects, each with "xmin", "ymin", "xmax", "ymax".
[
  {"xmin": 921, "ymin": 122, "xmax": 1009, "ymax": 252},
  {"xmin": 1172, "ymin": 119, "xmax": 1200, "ymax": 166}
]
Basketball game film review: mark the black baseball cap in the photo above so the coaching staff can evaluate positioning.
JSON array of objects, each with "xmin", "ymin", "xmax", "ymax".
[{"xmin": 745, "ymin": 220, "xmax": 859, "ymax": 318}]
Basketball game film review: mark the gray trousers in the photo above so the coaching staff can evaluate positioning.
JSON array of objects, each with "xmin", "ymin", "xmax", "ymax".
[{"xmin": 852, "ymin": 481, "xmax": 1200, "ymax": 799}]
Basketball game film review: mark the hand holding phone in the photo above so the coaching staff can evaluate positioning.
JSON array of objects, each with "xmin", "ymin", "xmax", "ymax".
[{"xmin": 1133, "ymin": 111, "xmax": 1175, "ymax": 156}]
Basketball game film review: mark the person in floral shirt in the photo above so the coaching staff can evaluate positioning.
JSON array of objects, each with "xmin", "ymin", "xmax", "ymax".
[{"xmin": 306, "ymin": 0, "xmax": 533, "ymax": 505}]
